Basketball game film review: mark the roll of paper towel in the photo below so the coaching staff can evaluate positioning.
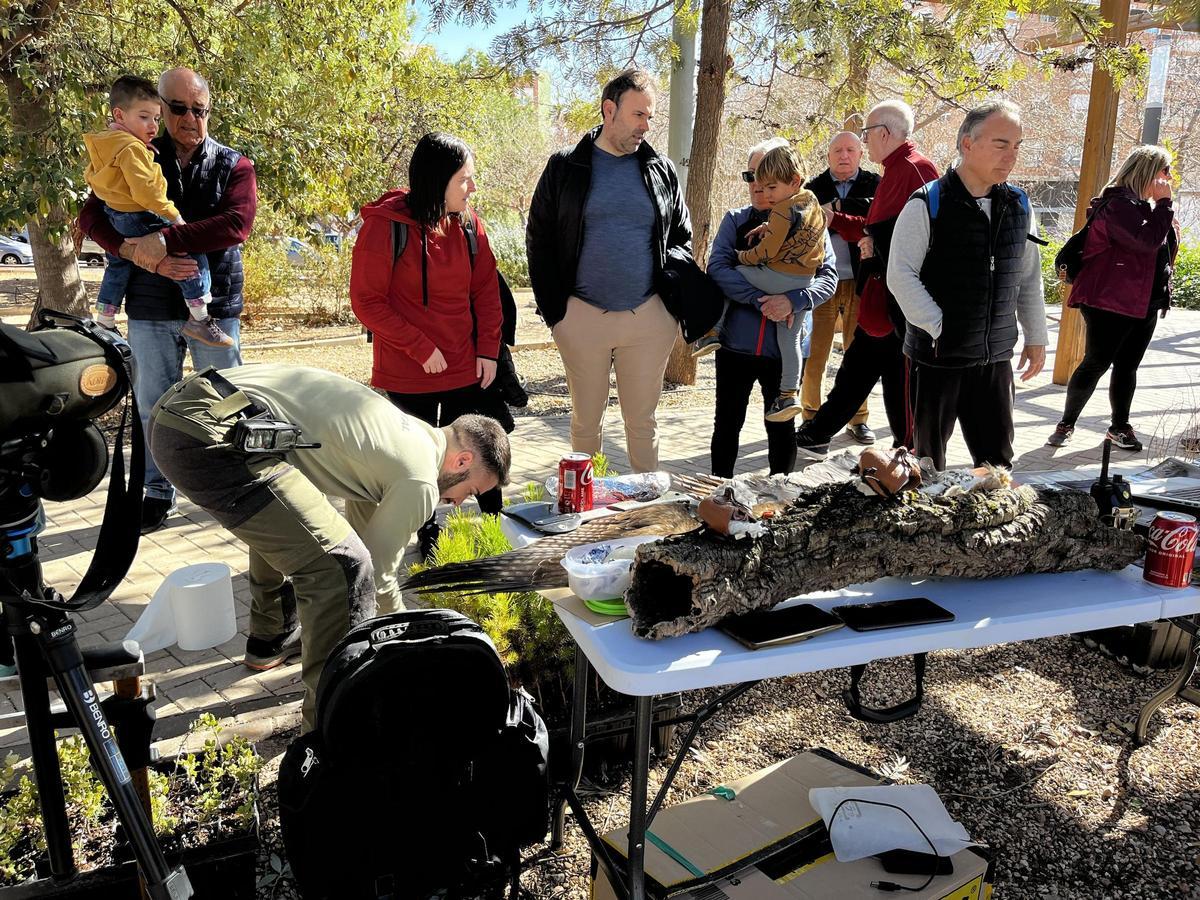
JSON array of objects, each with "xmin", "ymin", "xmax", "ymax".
[{"xmin": 126, "ymin": 563, "xmax": 238, "ymax": 653}]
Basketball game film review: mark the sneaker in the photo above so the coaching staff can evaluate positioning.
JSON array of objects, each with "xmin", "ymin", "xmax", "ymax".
[
  {"xmin": 140, "ymin": 496, "xmax": 177, "ymax": 534},
  {"xmin": 0, "ymin": 663, "xmax": 16, "ymax": 679},
  {"xmin": 765, "ymin": 393, "xmax": 801, "ymax": 423},
  {"xmin": 690, "ymin": 333, "xmax": 721, "ymax": 358},
  {"xmin": 846, "ymin": 423, "xmax": 876, "ymax": 445},
  {"xmin": 243, "ymin": 624, "xmax": 303, "ymax": 671},
  {"xmin": 795, "ymin": 425, "xmax": 830, "ymax": 461},
  {"xmin": 1107, "ymin": 425, "xmax": 1143, "ymax": 452},
  {"xmin": 182, "ymin": 316, "xmax": 236, "ymax": 348},
  {"xmin": 1046, "ymin": 423, "xmax": 1074, "ymax": 447}
]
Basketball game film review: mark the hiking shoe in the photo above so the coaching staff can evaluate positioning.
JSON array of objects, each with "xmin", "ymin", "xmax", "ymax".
[
  {"xmin": 795, "ymin": 425, "xmax": 830, "ymax": 461},
  {"xmin": 244, "ymin": 625, "xmax": 303, "ymax": 671},
  {"xmin": 846, "ymin": 423, "xmax": 876, "ymax": 445},
  {"xmin": 690, "ymin": 333, "xmax": 721, "ymax": 358},
  {"xmin": 1107, "ymin": 425, "xmax": 1143, "ymax": 452},
  {"xmin": 140, "ymin": 496, "xmax": 177, "ymax": 534},
  {"xmin": 1046, "ymin": 423, "xmax": 1074, "ymax": 447},
  {"xmin": 765, "ymin": 393, "xmax": 801, "ymax": 423},
  {"xmin": 182, "ymin": 316, "xmax": 236, "ymax": 348}
]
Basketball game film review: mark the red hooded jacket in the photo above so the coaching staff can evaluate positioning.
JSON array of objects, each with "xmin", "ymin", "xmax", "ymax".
[{"xmin": 350, "ymin": 189, "xmax": 503, "ymax": 394}]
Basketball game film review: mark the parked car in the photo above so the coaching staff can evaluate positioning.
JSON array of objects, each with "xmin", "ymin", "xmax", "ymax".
[
  {"xmin": 0, "ymin": 235, "xmax": 34, "ymax": 265},
  {"xmin": 283, "ymin": 236, "xmax": 317, "ymax": 267},
  {"xmin": 78, "ymin": 237, "xmax": 107, "ymax": 266}
]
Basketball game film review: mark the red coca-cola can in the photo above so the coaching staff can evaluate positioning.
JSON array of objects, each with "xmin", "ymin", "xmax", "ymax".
[
  {"xmin": 558, "ymin": 453, "xmax": 594, "ymax": 514},
  {"xmin": 1144, "ymin": 511, "xmax": 1198, "ymax": 589}
]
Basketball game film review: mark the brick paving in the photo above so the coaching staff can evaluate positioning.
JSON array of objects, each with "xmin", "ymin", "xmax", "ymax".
[{"xmin": 2, "ymin": 308, "xmax": 1197, "ymax": 751}]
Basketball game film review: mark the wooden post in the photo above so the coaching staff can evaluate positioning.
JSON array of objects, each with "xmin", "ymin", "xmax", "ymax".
[{"xmin": 1052, "ymin": 0, "xmax": 1132, "ymax": 385}]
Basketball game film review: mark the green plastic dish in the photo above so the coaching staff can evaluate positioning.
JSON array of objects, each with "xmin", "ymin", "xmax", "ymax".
[{"xmin": 583, "ymin": 596, "xmax": 628, "ymax": 616}]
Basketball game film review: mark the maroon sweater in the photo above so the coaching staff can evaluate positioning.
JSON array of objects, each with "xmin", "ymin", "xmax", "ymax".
[{"xmin": 79, "ymin": 156, "xmax": 257, "ymax": 256}]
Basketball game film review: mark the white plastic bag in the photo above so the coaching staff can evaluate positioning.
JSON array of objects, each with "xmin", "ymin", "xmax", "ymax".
[{"xmin": 808, "ymin": 784, "xmax": 977, "ymax": 862}]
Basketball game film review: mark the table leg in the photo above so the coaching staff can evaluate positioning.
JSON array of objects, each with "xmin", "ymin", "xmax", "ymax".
[
  {"xmin": 552, "ymin": 644, "xmax": 592, "ymax": 849},
  {"xmin": 1135, "ymin": 616, "xmax": 1199, "ymax": 745},
  {"xmin": 628, "ymin": 695, "xmax": 653, "ymax": 900}
]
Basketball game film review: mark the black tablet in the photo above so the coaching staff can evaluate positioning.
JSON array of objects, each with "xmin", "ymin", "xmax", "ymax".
[
  {"xmin": 832, "ymin": 597, "xmax": 955, "ymax": 632},
  {"xmin": 720, "ymin": 603, "xmax": 844, "ymax": 650}
]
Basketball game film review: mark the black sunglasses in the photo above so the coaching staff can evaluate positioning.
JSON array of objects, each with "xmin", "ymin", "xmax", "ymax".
[
  {"xmin": 740, "ymin": 170, "xmax": 757, "ymax": 183},
  {"xmin": 159, "ymin": 96, "xmax": 210, "ymax": 119}
]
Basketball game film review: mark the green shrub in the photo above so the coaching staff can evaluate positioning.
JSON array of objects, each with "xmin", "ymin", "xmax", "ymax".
[
  {"xmin": 486, "ymin": 221, "xmax": 530, "ymax": 289},
  {"xmin": 408, "ymin": 509, "xmax": 574, "ymax": 710},
  {"xmin": 240, "ymin": 236, "xmax": 298, "ymax": 318},
  {"xmin": 300, "ymin": 240, "xmax": 356, "ymax": 326},
  {"xmin": 1173, "ymin": 240, "xmax": 1200, "ymax": 311}
]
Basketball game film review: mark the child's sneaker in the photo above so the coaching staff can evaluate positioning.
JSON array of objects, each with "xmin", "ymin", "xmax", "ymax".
[
  {"xmin": 690, "ymin": 333, "xmax": 721, "ymax": 358},
  {"xmin": 182, "ymin": 317, "xmax": 236, "ymax": 348},
  {"xmin": 765, "ymin": 393, "xmax": 801, "ymax": 423},
  {"xmin": 1106, "ymin": 425, "xmax": 1143, "ymax": 452}
]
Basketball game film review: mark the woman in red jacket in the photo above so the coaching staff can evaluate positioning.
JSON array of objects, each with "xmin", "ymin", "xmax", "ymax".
[
  {"xmin": 351, "ymin": 132, "xmax": 506, "ymax": 555},
  {"xmin": 1047, "ymin": 145, "xmax": 1178, "ymax": 453}
]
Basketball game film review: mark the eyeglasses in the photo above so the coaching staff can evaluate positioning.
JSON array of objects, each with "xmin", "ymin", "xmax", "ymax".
[
  {"xmin": 740, "ymin": 170, "xmax": 757, "ymax": 183},
  {"xmin": 159, "ymin": 96, "xmax": 210, "ymax": 119},
  {"xmin": 860, "ymin": 123, "xmax": 888, "ymax": 139}
]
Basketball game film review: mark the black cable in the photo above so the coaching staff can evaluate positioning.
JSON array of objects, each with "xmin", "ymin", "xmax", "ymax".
[{"xmin": 827, "ymin": 797, "xmax": 942, "ymax": 893}]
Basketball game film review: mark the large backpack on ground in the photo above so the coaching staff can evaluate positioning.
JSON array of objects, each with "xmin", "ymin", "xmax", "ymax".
[{"xmin": 278, "ymin": 609, "xmax": 550, "ymax": 899}]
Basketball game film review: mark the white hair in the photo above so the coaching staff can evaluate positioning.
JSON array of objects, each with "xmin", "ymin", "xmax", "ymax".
[
  {"xmin": 867, "ymin": 100, "xmax": 914, "ymax": 139},
  {"xmin": 747, "ymin": 136, "xmax": 789, "ymax": 165},
  {"xmin": 957, "ymin": 99, "xmax": 1021, "ymax": 153}
]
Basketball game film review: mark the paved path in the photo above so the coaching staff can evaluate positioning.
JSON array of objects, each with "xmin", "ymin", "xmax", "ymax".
[{"xmin": 3, "ymin": 309, "xmax": 1198, "ymax": 751}]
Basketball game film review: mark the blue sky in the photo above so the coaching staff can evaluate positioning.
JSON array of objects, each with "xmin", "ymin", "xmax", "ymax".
[{"xmin": 410, "ymin": 1, "xmax": 529, "ymax": 60}]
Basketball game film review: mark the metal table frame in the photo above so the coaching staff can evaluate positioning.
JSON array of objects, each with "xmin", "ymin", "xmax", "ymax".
[{"xmin": 546, "ymin": 573, "xmax": 1200, "ymax": 900}]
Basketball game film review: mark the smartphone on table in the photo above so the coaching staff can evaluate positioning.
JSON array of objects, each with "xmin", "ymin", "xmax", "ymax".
[
  {"xmin": 831, "ymin": 597, "xmax": 954, "ymax": 632},
  {"xmin": 720, "ymin": 603, "xmax": 844, "ymax": 650}
]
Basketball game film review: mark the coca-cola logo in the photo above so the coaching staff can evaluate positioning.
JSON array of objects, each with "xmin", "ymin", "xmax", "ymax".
[{"xmin": 1149, "ymin": 525, "xmax": 1199, "ymax": 554}]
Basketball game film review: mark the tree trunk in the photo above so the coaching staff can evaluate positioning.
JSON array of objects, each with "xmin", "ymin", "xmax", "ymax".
[
  {"xmin": 662, "ymin": 0, "xmax": 732, "ymax": 386},
  {"xmin": 2, "ymin": 71, "xmax": 88, "ymax": 325},
  {"xmin": 625, "ymin": 484, "xmax": 1145, "ymax": 639}
]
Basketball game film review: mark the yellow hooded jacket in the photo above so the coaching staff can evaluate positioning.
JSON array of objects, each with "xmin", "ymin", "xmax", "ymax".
[{"xmin": 83, "ymin": 129, "xmax": 181, "ymax": 222}]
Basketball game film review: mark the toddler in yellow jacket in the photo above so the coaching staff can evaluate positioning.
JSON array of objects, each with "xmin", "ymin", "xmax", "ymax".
[{"xmin": 84, "ymin": 76, "xmax": 231, "ymax": 347}]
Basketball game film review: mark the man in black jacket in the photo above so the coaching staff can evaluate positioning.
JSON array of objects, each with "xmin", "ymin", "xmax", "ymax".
[
  {"xmin": 804, "ymin": 133, "xmax": 880, "ymax": 443},
  {"xmin": 525, "ymin": 69, "xmax": 691, "ymax": 473}
]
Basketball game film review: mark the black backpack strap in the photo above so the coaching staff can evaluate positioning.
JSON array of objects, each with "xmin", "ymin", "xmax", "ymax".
[
  {"xmin": 843, "ymin": 653, "xmax": 927, "ymax": 723},
  {"xmin": 461, "ymin": 209, "xmax": 478, "ymax": 267},
  {"xmin": 391, "ymin": 220, "xmax": 408, "ymax": 266}
]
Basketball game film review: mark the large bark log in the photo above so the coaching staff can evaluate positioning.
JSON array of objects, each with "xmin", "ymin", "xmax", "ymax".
[{"xmin": 625, "ymin": 484, "xmax": 1146, "ymax": 640}]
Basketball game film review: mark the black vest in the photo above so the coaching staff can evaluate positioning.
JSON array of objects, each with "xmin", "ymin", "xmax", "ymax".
[
  {"xmin": 125, "ymin": 136, "xmax": 246, "ymax": 321},
  {"xmin": 905, "ymin": 171, "xmax": 1030, "ymax": 368}
]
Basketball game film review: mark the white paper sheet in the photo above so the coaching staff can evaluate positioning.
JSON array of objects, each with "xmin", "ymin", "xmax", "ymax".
[{"xmin": 809, "ymin": 784, "xmax": 978, "ymax": 862}]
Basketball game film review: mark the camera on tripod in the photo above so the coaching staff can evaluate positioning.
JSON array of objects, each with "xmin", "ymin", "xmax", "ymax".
[{"xmin": 1, "ymin": 310, "xmax": 192, "ymax": 899}]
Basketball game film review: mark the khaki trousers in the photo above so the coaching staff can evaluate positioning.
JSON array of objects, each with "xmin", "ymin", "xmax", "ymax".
[
  {"xmin": 552, "ymin": 295, "xmax": 679, "ymax": 473},
  {"xmin": 801, "ymin": 279, "xmax": 869, "ymax": 425}
]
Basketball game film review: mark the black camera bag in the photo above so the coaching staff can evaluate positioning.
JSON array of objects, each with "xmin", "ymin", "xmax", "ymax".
[{"xmin": 278, "ymin": 609, "xmax": 550, "ymax": 899}]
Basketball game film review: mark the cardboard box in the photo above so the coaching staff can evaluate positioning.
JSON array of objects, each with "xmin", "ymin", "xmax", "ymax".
[{"xmin": 591, "ymin": 749, "xmax": 993, "ymax": 900}]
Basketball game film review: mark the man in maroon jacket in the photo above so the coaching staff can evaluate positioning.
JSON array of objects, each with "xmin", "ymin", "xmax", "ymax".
[
  {"xmin": 795, "ymin": 99, "xmax": 939, "ymax": 460},
  {"xmin": 79, "ymin": 67, "xmax": 258, "ymax": 534}
]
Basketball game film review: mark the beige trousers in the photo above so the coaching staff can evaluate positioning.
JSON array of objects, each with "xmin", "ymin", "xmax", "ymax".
[
  {"xmin": 552, "ymin": 294, "xmax": 679, "ymax": 473},
  {"xmin": 801, "ymin": 279, "xmax": 869, "ymax": 425}
]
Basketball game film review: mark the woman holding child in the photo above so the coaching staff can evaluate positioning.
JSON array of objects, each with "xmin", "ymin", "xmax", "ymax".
[{"xmin": 350, "ymin": 132, "xmax": 507, "ymax": 557}]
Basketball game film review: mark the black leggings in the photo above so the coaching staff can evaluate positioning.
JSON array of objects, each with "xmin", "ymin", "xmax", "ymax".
[
  {"xmin": 1061, "ymin": 305, "xmax": 1158, "ymax": 429},
  {"xmin": 387, "ymin": 385, "xmax": 504, "ymax": 515}
]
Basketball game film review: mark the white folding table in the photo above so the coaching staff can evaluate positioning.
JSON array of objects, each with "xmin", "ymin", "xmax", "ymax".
[{"xmin": 549, "ymin": 566, "xmax": 1200, "ymax": 900}]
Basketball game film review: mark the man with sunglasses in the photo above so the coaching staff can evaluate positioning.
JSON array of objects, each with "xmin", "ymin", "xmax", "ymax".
[
  {"xmin": 795, "ymin": 100, "xmax": 938, "ymax": 461},
  {"xmin": 80, "ymin": 67, "xmax": 258, "ymax": 535}
]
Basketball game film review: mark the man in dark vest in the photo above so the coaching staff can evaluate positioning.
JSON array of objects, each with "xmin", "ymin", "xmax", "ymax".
[
  {"xmin": 81, "ymin": 67, "xmax": 258, "ymax": 532},
  {"xmin": 886, "ymin": 99, "xmax": 1047, "ymax": 471},
  {"xmin": 804, "ymin": 132, "xmax": 880, "ymax": 443}
]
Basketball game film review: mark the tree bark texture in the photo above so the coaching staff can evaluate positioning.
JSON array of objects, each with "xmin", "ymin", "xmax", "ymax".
[
  {"xmin": 2, "ymin": 70, "xmax": 88, "ymax": 324},
  {"xmin": 625, "ymin": 484, "xmax": 1146, "ymax": 640},
  {"xmin": 663, "ymin": 0, "xmax": 732, "ymax": 387}
]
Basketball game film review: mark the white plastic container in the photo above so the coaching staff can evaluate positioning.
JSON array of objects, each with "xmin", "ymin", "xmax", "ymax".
[{"xmin": 560, "ymin": 536, "xmax": 663, "ymax": 601}]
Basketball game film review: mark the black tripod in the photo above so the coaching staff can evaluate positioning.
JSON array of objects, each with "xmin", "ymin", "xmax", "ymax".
[{"xmin": 2, "ymin": 467, "xmax": 191, "ymax": 897}]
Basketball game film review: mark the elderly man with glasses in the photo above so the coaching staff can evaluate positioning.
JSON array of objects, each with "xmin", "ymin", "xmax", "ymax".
[
  {"xmin": 794, "ymin": 100, "xmax": 939, "ymax": 461},
  {"xmin": 80, "ymin": 66, "xmax": 258, "ymax": 536}
]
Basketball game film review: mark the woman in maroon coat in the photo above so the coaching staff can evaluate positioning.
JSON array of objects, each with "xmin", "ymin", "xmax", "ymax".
[{"xmin": 1047, "ymin": 145, "xmax": 1178, "ymax": 452}]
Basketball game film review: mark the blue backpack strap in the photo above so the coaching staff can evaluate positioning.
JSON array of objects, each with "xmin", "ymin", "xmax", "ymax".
[{"xmin": 915, "ymin": 179, "xmax": 941, "ymax": 220}]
